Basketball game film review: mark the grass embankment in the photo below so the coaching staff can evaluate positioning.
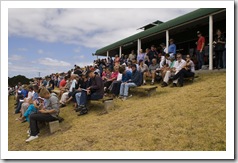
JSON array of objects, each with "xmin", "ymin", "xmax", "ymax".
[{"xmin": 8, "ymin": 71, "xmax": 226, "ymax": 151}]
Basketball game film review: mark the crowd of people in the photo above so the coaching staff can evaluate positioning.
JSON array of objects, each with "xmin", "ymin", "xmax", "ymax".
[{"xmin": 11, "ymin": 29, "xmax": 226, "ymax": 143}]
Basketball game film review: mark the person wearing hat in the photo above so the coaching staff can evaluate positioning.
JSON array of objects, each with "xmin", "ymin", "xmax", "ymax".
[
  {"xmin": 77, "ymin": 70, "xmax": 104, "ymax": 116},
  {"xmin": 168, "ymin": 39, "xmax": 176, "ymax": 57},
  {"xmin": 196, "ymin": 31, "xmax": 205, "ymax": 70}
]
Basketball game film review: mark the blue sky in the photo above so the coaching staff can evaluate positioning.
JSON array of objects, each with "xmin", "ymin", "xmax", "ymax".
[{"xmin": 8, "ymin": 8, "xmax": 197, "ymax": 78}]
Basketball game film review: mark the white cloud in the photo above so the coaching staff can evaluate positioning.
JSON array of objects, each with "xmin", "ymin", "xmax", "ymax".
[
  {"xmin": 75, "ymin": 61, "xmax": 93, "ymax": 68},
  {"xmin": 17, "ymin": 48, "xmax": 28, "ymax": 51},
  {"xmin": 8, "ymin": 8, "xmax": 197, "ymax": 49},
  {"xmin": 73, "ymin": 55, "xmax": 85, "ymax": 59},
  {"xmin": 73, "ymin": 47, "xmax": 80, "ymax": 53},
  {"xmin": 8, "ymin": 54, "xmax": 23, "ymax": 61},
  {"xmin": 37, "ymin": 49, "xmax": 44, "ymax": 54},
  {"xmin": 38, "ymin": 57, "xmax": 71, "ymax": 67}
]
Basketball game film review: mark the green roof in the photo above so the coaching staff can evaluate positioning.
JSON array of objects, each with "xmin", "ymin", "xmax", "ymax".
[{"xmin": 95, "ymin": 8, "xmax": 225, "ymax": 56}]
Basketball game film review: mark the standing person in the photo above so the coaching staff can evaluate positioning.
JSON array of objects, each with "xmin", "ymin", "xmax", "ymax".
[
  {"xmin": 137, "ymin": 49, "xmax": 145, "ymax": 63},
  {"xmin": 26, "ymin": 88, "xmax": 59, "ymax": 142},
  {"xmin": 213, "ymin": 29, "xmax": 226, "ymax": 69},
  {"xmin": 139, "ymin": 60, "xmax": 149, "ymax": 85},
  {"xmin": 160, "ymin": 43, "xmax": 167, "ymax": 55},
  {"xmin": 144, "ymin": 48, "xmax": 150, "ymax": 66},
  {"xmin": 114, "ymin": 55, "xmax": 120, "ymax": 67},
  {"xmin": 196, "ymin": 31, "xmax": 205, "ymax": 70},
  {"xmin": 128, "ymin": 50, "xmax": 136, "ymax": 61},
  {"xmin": 168, "ymin": 39, "xmax": 176, "ymax": 57},
  {"xmin": 147, "ymin": 45, "xmax": 158, "ymax": 66}
]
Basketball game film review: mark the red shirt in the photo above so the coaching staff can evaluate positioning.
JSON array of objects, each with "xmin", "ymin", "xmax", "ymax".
[
  {"xmin": 59, "ymin": 79, "xmax": 66, "ymax": 88},
  {"xmin": 197, "ymin": 36, "xmax": 205, "ymax": 51},
  {"xmin": 110, "ymin": 71, "xmax": 119, "ymax": 80}
]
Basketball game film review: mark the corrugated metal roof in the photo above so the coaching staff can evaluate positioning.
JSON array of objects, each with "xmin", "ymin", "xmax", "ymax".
[{"xmin": 95, "ymin": 8, "xmax": 225, "ymax": 56}]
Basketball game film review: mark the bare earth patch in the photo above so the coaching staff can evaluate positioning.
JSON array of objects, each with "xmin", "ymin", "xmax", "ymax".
[{"xmin": 8, "ymin": 71, "xmax": 226, "ymax": 151}]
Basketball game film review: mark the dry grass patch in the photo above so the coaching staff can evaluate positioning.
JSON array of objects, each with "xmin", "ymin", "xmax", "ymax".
[{"xmin": 8, "ymin": 71, "xmax": 226, "ymax": 151}]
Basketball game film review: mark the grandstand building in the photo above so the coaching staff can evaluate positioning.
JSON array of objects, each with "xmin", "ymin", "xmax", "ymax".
[{"xmin": 94, "ymin": 8, "xmax": 226, "ymax": 70}]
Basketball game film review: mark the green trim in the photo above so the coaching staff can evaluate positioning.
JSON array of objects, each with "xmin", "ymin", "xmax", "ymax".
[{"xmin": 95, "ymin": 8, "xmax": 225, "ymax": 56}]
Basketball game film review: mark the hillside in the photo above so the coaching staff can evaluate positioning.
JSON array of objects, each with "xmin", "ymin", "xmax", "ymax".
[{"xmin": 8, "ymin": 71, "xmax": 226, "ymax": 151}]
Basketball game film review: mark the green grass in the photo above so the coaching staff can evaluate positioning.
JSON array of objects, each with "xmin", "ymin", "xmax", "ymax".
[{"xmin": 8, "ymin": 71, "xmax": 226, "ymax": 151}]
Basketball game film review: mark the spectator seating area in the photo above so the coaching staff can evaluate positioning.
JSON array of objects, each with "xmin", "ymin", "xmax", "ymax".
[{"xmin": 12, "ymin": 42, "xmax": 212, "ymax": 143}]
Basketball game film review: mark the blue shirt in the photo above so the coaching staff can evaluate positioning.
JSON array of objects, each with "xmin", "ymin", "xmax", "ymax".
[
  {"xmin": 32, "ymin": 92, "xmax": 39, "ymax": 101},
  {"xmin": 21, "ymin": 89, "xmax": 28, "ymax": 98},
  {"xmin": 122, "ymin": 71, "xmax": 132, "ymax": 82},
  {"xmin": 137, "ymin": 53, "xmax": 145, "ymax": 62},
  {"xmin": 168, "ymin": 44, "xmax": 176, "ymax": 55}
]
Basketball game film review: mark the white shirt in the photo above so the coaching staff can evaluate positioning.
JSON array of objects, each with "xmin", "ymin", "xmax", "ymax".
[
  {"xmin": 69, "ymin": 79, "xmax": 77, "ymax": 92},
  {"xmin": 126, "ymin": 67, "xmax": 132, "ymax": 73},
  {"xmin": 117, "ymin": 73, "xmax": 122, "ymax": 81},
  {"xmin": 173, "ymin": 59, "xmax": 186, "ymax": 73},
  {"xmin": 26, "ymin": 91, "xmax": 34, "ymax": 101},
  {"xmin": 189, "ymin": 60, "xmax": 195, "ymax": 73},
  {"xmin": 160, "ymin": 56, "xmax": 166, "ymax": 68}
]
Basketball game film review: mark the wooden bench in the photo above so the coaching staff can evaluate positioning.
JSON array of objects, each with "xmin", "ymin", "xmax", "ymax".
[
  {"xmin": 130, "ymin": 85, "xmax": 158, "ymax": 97},
  {"xmin": 48, "ymin": 120, "xmax": 60, "ymax": 133},
  {"xmin": 88, "ymin": 97, "xmax": 114, "ymax": 114},
  {"xmin": 45, "ymin": 117, "xmax": 64, "ymax": 133}
]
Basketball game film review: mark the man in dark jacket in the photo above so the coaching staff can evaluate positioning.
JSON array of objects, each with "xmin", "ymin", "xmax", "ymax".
[
  {"xmin": 119, "ymin": 64, "xmax": 142, "ymax": 100},
  {"xmin": 77, "ymin": 70, "xmax": 104, "ymax": 116}
]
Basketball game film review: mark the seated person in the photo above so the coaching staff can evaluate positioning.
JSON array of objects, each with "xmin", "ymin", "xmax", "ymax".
[
  {"xmin": 77, "ymin": 70, "xmax": 104, "ymax": 116},
  {"xmin": 110, "ymin": 66, "xmax": 132, "ymax": 97},
  {"xmin": 139, "ymin": 60, "xmax": 149, "ymax": 85},
  {"xmin": 46, "ymin": 76, "xmax": 55, "ymax": 93},
  {"xmin": 171, "ymin": 54, "xmax": 195, "ymax": 87},
  {"xmin": 104, "ymin": 66, "xmax": 119, "ymax": 92},
  {"xmin": 75, "ymin": 74, "xmax": 91, "ymax": 112},
  {"xmin": 59, "ymin": 75, "xmax": 67, "ymax": 89},
  {"xmin": 15, "ymin": 85, "xmax": 30, "ymax": 114},
  {"xmin": 102, "ymin": 67, "xmax": 111, "ymax": 82},
  {"xmin": 59, "ymin": 74, "xmax": 77, "ymax": 107},
  {"xmin": 26, "ymin": 87, "xmax": 60, "ymax": 142},
  {"xmin": 119, "ymin": 64, "xmax": 142, "ymax": 100},
  {"xmin": 24, "ymin": 97, "xmax": 45, "ymax": 123},
  {"xmin": 17, "ymin": 85, "xmax": 39, "ymax": 122},
  {"xmin": 15, "ymin": 85, "xmax": 28, "ymax": 108},
  {"xmin": 161, "ymin": 53, "xmax": 186, "ymax": 87},
  {"xmin": 58, "ymin": 75, "xmax": 70, "ymax": 98},
  {"xmin": 160, "ymin": 54, "xmax": 175, "ymax": 79},
  {"xmin": 65, "ymin": 75, "xmax": 81, "ymax": 106},
  {"xmin": 144, "ymin": 58, "xmax": 159, "ymax": 85}
]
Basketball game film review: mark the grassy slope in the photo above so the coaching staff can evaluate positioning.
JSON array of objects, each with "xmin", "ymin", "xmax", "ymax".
[{"xmin": 8, "ymin": 72, "xmax": 226, "ymax": 151}]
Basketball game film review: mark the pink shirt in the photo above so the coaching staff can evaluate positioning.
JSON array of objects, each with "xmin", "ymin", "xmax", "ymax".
[{"xmin": 110, "ymin": 71, "xmax": 119, "ymax": 80}]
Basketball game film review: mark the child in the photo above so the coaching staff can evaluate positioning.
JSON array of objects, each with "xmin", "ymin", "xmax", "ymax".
[{"xmin": 25, "ymin": 88, "xmax": 60, "ymax": 142}]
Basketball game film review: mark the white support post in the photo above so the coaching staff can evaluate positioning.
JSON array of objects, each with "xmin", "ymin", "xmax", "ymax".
[
  {"xmin": 106, "ymin": 51, "xmax": 109, "ymax": 62},
  {"xmin": 119, "ymin": 46, "xmax": 122, "ymax": 58},
  {"xmin": 166, "ymin": 30, "xmax": 169, "ymax": 53},
  {"xmin": 209, "ymin": 15, "xmax": 213, "ymax": 70},
  {"xmin": 137, "ymin": 39, "xmax": 141, "ymax": 55}
]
